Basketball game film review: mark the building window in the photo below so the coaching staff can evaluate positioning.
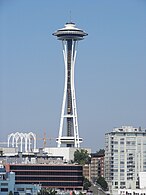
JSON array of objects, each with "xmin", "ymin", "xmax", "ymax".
[
  {"xmin": 1, "ymin": 188, "xmax": 8, "ymax": 192},
  {"xmin": 115, "ymin": 181, "xmax": 118, "ymax": 185},
  {"xmin": 1, "ymin": 183, "xmax": 8, "ymax": 186},
  {"xmin": 17, "ymin": 188, "xmax": 24, "ymax": 191},
  {"xmin": 120, "ymin": 182, "xmax": 125, "ymax": 185}
]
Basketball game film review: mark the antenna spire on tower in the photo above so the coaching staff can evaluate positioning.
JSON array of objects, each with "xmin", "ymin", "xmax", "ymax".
[{"xmin": 69, "ymin": 10, "xmax": 72, "ymax": 23}]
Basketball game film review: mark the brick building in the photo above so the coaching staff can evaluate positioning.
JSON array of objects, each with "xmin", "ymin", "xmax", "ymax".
[{"xmin": 90, "ymin": 152, "xmax": 104, "ymax": 182}]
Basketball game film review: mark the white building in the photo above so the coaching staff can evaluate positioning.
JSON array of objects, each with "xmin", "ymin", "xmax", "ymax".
[
  {"xmin": 118, "ymin": 189, "xmax": 146, "ymax": 195},
  {"xmin": 43, "ymin": 147, "xmax": 91, "ymax": 162},
  {"xmin": 105, "ymin": 126, "xmax": 146, "ymax": 195},
  {"xmin": 118, "ymin": 172, "xmax": 146, "ymax": 195},
  {"xmin": 139, "ymin": 172, "xmax": 146, "ymax": 189}
]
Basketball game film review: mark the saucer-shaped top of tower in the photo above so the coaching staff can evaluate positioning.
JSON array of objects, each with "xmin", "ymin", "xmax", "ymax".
[{"xmin": 53, "ymin": 22, "xmax": 88, "ymax": 40}]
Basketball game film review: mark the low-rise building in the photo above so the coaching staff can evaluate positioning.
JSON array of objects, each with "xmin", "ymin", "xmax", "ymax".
[
  {"xmin": 15, "ymin": 184, "xmax": 41, "ymax": 195},
  {"xmin": 0, "ymin": 163, "xmax": 41, "ymax": 195},
  {"xmin": 118, "ymin": 189, "xmax": 146, "ymax": 195},
  {"xmin": 43, "ymin": 147, "xmax": 91, "ymax": 162},
  {"xmin": 6, "ymin": 163, "xmax": 84, "ymax": 190},
  {"xmin": 0, "ymin": 164, "xmax": 15, "ymax": 195}
]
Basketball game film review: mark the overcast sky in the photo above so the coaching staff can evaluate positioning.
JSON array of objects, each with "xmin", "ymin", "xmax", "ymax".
[{"xmin": 0, "ymin": 0, "xmax": 146, "ymax": 152}]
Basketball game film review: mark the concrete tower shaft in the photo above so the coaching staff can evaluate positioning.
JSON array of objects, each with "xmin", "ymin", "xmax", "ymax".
[{"xmin": 53, "ymin": 22, "xmax": 87, "ymax": 148}]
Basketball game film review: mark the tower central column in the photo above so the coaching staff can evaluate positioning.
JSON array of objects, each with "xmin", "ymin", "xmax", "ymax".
[{"xmin": 67, "ymin": 40, "xmax": 73, "ymax": 139}]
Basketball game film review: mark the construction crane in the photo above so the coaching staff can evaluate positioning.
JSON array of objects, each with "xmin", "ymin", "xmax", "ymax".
[{"xmin": 36, "ymin": 130, "xmax": 55, "ymax": 148}]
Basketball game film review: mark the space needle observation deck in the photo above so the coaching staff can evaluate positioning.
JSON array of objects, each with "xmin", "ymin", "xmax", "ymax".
[{"xmin": 53, "ymin": 22, "xmax": 87, "ymax": 148}]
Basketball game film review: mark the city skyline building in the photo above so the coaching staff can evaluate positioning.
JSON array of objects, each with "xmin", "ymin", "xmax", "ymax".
[
  {"xmin": 90, "ymin": 152, "xmax": 104, "ymax": 182},
  {"xmin": 6, "ymin": 163, "xmax": 83, "ymax": 190},
  {"xmin": 53, "ymin": 22, "xmax": 87, "ymax": 148},
  {"xmin": 105, "ymin": 126, "xmax": 146, "ymax": 195}
]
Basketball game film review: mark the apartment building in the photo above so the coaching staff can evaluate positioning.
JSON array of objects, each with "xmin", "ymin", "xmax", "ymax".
[
  {"xmin": 105, "ymin": 126, "xmax": 146, "ymax": 195},
  {"xmin": 83, "ymin": 164, "xmax": 91, "ymax": 181},
  {"xmin": 90, "ymin": 153, "xmax": 104, "ymax": 182}
]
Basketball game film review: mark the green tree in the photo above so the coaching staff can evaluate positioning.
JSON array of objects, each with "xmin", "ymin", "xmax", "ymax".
[
  {"xmin": 83, "ymin": 177, "xmax": 91, "ymax": 190},
  {"xmin": 72, "ymin": 191, "xmax": 76, "ymax": 195},
  {"xmin": 38, "ymin": 188, "xmax": 47, "ymax": 195},
  {"xmin": 79, "ymin": 192, "xmax": 83, "ymax": 195},
  {"xmin": 38, "ymin": 188, "xmax": 56, "ymax": 195},
  {"xmin": 74, "ymin": 149, "xmax": 91, "ymax": 165},
  {"xmin": 96, "ymin": 176, "xmax": 108, "ymax": 191},
  {"xmin": 47, "ymin": 188, "xmax": 56, "ymax": 195},
  {"xmin": 8, "ymin": 191, "xmax": 13, "ymax": 195},
  {"xmin": 96, "ymin": 149, "xmax": 105, "ymax": 155},
  {"xmin": 0, "ymin": 149, "xmax": 3, "ymax": 156}
]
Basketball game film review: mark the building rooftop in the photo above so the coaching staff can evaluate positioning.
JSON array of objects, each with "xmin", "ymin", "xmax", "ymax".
[
  {"xmin": 113, "ymin": 126, "xmax": 144, "ymax": 133},
  {"xmin": 105, "ymin": 126, "xmax": 146, "ymax": 135}
]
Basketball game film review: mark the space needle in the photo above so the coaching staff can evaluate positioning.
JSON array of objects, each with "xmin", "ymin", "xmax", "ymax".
[{"xmin": 53, "ymin": 22, "xmax": 87, "ymax": 148}]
